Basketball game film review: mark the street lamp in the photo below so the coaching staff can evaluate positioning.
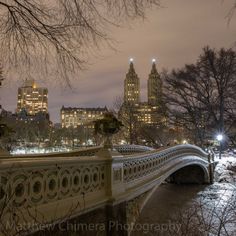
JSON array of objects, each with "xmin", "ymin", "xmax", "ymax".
[{"xmin": 216, "ymin": 134, "xmax": 223, "ymax": 159}]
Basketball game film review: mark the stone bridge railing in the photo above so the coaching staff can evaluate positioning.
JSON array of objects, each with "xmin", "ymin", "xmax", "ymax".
[
  {"xmin": 0, "ymin": 144, "xmax": 213, "ymax": 235},
  {"xmin": 123, "ymin": 144, "xmax": 209, "ymax": 183},
  {"xmin": 114, "ymin": 144, "xmax": 154, "ymax": 155}
]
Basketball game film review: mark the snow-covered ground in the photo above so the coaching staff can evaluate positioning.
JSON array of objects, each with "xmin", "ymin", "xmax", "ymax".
[
  {"xmin": 178, "ymin": 154, "xmax": 236, "ymax": 235},
  {"xmin": 214, "ymin": 153, "xmax": 236, "ymax": 185},
  {"xmin": 201, "ymin": 153, "xmax": 236, "ymax": 208}
]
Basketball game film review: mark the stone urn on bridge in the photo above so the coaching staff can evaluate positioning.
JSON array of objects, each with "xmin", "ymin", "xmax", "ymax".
[{"xmin": 94, "ymin": 112, "xmax": 123, "ymax": 149}]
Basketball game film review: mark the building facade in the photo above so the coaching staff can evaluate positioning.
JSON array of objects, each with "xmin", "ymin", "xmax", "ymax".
[
  {"xmin": 120, "ymin": 59, "xmax": 165, "ymax": 127},
  {"xmin": 61, "ymin": 106, "xmax": 108, "ymax": 128},
  {"xmin": 17, "ymin": 80, "xmax": 48, "ymax": 115},
  {"xmin": 124, "ymin": 60, "xmax": 140, "ymax": 104},
  {"xmin": 148, "ymin": 60, "xmax": 162, "ymax": 106}
]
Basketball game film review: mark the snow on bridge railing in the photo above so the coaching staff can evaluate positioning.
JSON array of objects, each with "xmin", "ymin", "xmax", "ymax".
[
  {"xmin": 122, "ymin": 144, "xmax": 209, "ymax": 183},
  {"xmin": 1, "ymin": 144, "xmax": 154, "ymax": 159}
]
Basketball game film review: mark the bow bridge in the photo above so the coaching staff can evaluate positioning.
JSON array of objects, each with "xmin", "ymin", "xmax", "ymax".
[{"xmin": 0, "ymin": 144, "xmax": 215, "ymax": 236}]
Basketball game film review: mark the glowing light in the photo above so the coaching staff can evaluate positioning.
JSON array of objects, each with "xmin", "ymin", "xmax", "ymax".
[
  {"xmin": 32, "ymin": 82, "xmax": 37, "ymax": 89},
  {"xmin": 120, "ymin": 140, "xmax": 126, "ymax": 145},
  {"xmin": 129, "ymin": 58, "xmax": 134, "ymax": 63},
  {"xmin": 11, "ymin": 147, "xmax": 71, "ymax": 155},
  {"xmin": 216, "ymin": 134, "xmax": 223, "ymax": 141},
  {"xmin": 152, "ymin": 58, "xmax": 156, "ymax": 63},
  {"xmin": 87, "ymin": 139, "xmax": 93, "ymax": 145},
  {"xmin": 182, "ymin": 139, "xmax": 187, "ymax": 144}
]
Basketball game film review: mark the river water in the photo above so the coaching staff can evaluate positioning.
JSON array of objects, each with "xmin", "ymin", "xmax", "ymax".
[{"xmin": 131, "ymin": 175, "xmax": 236, "ymax": 235}]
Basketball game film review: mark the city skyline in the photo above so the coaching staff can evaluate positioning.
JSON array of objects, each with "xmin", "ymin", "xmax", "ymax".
[{"xmin": 1, "ymin": 0, "xmax": 236, "ymax": 122}]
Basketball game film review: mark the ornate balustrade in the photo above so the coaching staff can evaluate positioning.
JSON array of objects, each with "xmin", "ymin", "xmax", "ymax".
[
  {"xmin": 0, "ymin": 155, "xmax": 111, "ymax": 235},
  {"xmin": 122, "ymin": 144, "xmax": 209, "ymax": 183},
  {"xmin": 0, "ymin": 144, "xmax": 212, "ymax": 235},
  {"xmin": 114, "ymin": 144, "xmax": 154, "ymax": 155}
]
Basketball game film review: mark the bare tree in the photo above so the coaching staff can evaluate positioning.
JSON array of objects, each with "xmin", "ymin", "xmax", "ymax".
[
  {"xmin": 0, "ymin": 65, "xmax": 8, "ymax": 151},
  {"xmin": 164, "ymin": 47, "xmax": 236, "ymax": 146},
  {"xmin": 114, "ymin": 96, "xmax": 140, "ymax": 144},
  {"xmin": 0, "ymin": 0, "xmax": 160, "ymax": 84},
  {"xmin": 138, "ymin": 124, "xmax": 182, "ymax": 148}
]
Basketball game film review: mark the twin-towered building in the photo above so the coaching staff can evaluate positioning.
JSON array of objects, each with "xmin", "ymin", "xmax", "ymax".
[
  {"xmin": 121, "ymin": 59, "xmax": 165, "ymax": 125},
  {"xmin": 124, "ymin": 59, "xmax": 162, "ymax": 106},
  {"xmin": 61, "ymin": 59, "xmax": 166, "ymax": 131}
]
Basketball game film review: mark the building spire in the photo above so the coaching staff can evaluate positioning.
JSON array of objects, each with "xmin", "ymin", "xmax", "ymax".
[
  {"xmin": 129, "ymin": 58, "xmax": 135, "ymax": 74},
  {"xmin": 151, "ymin": 59, "xmax": 157, "ymax": 74},
  {"xmin": 148, "ymin": 58, "xmax": 162, "ymax": 106},
  {"xmin": 124, "ymin": 58, "xmax": 140, "ymax": 104}
]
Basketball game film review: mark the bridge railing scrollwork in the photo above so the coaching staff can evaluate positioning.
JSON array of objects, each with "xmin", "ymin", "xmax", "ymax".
[
  {"xmin": 0, "ymin": 144, "xmax": 211, "ymax": 235},
  {"xmin": 122, "ymin": 144, "xmax": 209, "ymax": 183}
]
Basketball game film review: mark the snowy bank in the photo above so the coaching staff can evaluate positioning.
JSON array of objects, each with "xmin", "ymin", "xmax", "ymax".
[{"xmin": 214, "ymin": 154, "xmax": 236, "ymax": 186}]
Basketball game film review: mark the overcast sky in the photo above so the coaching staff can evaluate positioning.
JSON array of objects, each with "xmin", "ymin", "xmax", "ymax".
[{"xmin": 1, "ymin": 0, "xmax": 236, "ymax": 122}]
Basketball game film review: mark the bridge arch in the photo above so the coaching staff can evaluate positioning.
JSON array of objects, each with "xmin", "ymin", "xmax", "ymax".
[
  {"xmin": 137, "ymin": 161, "xmax": 210, "ymax": 206},
  {"xmin": 167, "ymin": 163, "xmax": 210, "ymax": 184}
]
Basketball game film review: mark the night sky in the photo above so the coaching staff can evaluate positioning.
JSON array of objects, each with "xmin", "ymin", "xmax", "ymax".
[{"xmin": 1, "ymin": 0, "xmax": 236, "ymax": 123}]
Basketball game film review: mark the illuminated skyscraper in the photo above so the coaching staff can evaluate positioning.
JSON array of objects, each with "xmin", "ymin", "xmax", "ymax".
[
  {"xmin": 120, "ymin": 58, "xmax": 166, "ymax": 130},
  {"xmin": 124, "ymin": 59, "xmax": 140, "ymax": 104},
  {"xmin": 148, "ymin": 59, "xmax": 162, "ymax": 106},
  {"xmin": 17, "ymin": 80, "xmax": 48, "ymax": 115}
]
